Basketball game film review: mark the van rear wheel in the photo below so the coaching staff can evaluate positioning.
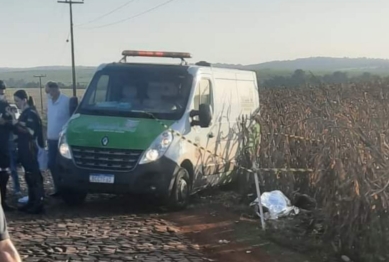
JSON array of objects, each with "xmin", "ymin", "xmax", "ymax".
[
  {"xmin": 60, "ymin": 188, "xmax": 87, "ymax": 206},
  {"xmin": 166, "ymin": 168, "xmax": 190, "ymax": 211}
]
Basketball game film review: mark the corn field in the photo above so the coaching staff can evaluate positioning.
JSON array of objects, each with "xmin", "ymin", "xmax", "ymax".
[{"xmin": 239, "ymin": 81, "xmax": 389, "ymax": 261}]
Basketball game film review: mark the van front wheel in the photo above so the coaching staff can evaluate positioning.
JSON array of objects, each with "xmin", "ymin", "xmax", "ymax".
[{"xmin": 167, "ymin": 168, "xmax": 190, "ymax": 211}]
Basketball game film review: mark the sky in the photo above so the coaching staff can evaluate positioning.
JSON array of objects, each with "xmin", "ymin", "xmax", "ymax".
[{"xmin": 0, "ymin": 0, "xmax": 389, "ymax": 68}]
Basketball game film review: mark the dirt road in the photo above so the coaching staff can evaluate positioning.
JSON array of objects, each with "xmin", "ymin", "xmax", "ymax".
[
  {"xmin": 6, "ymin": 194, "xmax": 206, "ymax": 262},
  {"xmin": 4, "ymin": 173, "xmax": 314, "ymax": 262}
]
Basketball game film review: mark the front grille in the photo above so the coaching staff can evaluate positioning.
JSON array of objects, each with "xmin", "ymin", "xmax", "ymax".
[{"xmin": 71, "ymin": 146, "xmax": 143, "ymax": 172}]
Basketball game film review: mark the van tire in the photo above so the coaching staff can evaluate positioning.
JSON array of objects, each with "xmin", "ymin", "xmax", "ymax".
[
  {"xmin": 61, "ymin": 189, "xmax": 87, "ymax": 206},
  {"xmin": 167, "ymin": 167, "xmax": 191, "ymax": 211}
]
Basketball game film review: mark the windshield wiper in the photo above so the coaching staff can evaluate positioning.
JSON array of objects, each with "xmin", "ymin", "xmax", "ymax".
[
  {"xmin": 129, "ymin": 110, "xmax": 155, "ymax": 119},
  {"xmin": 80, "ymin": 107, "xmax": 156, "ymax": 118}
]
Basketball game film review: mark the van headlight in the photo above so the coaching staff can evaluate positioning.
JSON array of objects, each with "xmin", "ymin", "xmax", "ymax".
[
  {"xmin": 58, "ymin": 131, "xmax": 72, "ymax": 159},
  {"xmin": 139, "ymin": 131, "xmax": 173, "ymax": 164}
]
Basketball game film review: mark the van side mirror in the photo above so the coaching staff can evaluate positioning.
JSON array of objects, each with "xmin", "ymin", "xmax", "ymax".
[
  {"xmin": 69, "ymin": 96, "xmax": 79, "ymax": 115},
  {"xmin": 190, "ymin": 104, "xmax": 212, "ymax": 128}
]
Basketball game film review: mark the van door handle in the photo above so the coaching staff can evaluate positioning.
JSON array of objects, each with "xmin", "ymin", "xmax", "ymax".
[{"xmin": 208, "ymin": 132, "xmax": 214, "ymax": 138}]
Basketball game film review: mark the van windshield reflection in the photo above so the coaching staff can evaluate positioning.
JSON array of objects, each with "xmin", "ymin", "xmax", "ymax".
[{"xmin": 79, "ymin": 66, "xmax": 193, "ymax": 120}]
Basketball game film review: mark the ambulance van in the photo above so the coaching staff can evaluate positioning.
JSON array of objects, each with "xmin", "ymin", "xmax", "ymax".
[{"xmin": 57, "ymin": 50, "xmax": 259, "ymax": 209}]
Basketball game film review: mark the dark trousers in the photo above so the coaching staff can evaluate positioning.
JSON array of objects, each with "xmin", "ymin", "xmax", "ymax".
[
  {"xmin": 8, "ymin": 142, "xmax": 20, "ymax": 192},
  {"xmin": 48, "ymin": 139, "xmax": 59, "ymax": 192},
  {"xmin": 18, "ymin": 141, "xmax": 44, "ymax": 207},
  {"xmin": 0, "ymin": 152, "xmax": 10, "ymax": 206},
  {"xmin": 0, "ymin": 171, "xmax": 9, "ymax": 207}
]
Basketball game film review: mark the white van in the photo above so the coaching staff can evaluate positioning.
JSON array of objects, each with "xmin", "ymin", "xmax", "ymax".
[{"xmin": 57, "ymin": 50, "xmax": 260, "ymax": 209}]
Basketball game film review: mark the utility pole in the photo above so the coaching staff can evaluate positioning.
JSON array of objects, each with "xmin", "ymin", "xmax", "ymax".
[
  {"xmin": 34, "ymin": 74, "xmax": 46, "ymax": 113},
  {"xmin": 58, "ymin": 0, "xmax": 84, "ymax": 97}
]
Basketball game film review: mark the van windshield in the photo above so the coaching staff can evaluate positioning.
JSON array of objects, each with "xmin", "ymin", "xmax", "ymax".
[{"xmin": 78, "ymin": 65, "xmax": 193, "ymax": 120}]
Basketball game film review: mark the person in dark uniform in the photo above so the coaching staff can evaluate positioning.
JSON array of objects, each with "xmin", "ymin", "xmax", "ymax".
[
  {"xmin": 0, "ymin": 80, "xmax": 14, "ymax": 212},
  {"xmin": 0, "ymin": 90, "xmax": 45, "ymax": 214}
]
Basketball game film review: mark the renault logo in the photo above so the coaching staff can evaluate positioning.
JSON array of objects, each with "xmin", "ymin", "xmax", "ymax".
[{"xmin": 101, "ymin": 136, "xmax": 109, "ymax": 146}]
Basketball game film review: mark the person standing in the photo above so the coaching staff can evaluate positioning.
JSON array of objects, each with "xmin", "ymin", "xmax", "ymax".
[
  {"xmin": 45, "ymin": 81, "xmax": 70, "ymax": 197},
  {"xmin": 0, "ymin": 90, "xmax": 45, "ymax": 214},
  {"xmin": 0, "ymin": 80, "xmax": 15, "ymax": 212},
  {"xmin": 0, "ymin": 81, "xmax": 22, "ymax": 197}
]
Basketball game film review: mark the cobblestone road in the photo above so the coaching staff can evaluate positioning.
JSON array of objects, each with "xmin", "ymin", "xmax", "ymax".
[{"xmin": 5, "ymin": 173, "xmax": 207, "ymax": 262}]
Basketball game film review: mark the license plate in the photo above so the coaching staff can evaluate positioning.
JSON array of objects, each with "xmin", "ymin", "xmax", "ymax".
[{"xmin": 89, "ymin": 174, "xmax": 115, "ymax": 184}]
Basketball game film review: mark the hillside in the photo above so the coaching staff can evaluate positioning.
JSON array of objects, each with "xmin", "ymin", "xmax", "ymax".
[
  {"xmin": 0, "ymin": 66, "xmax": 96, "ymax": 87},
  {"xmin": 1, "ymin": 57, "xmax": 389, "ymax": 88},
  {"xmin": 0, "ymin": 66, "xmax": 95, "ymax": 73},
  {"xmin": 215, "ymin": 57, "xmax": 389, "ymax": 74}
]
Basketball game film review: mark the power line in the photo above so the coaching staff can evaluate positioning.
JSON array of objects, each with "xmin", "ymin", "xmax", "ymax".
[
  {"xmin": 42, "ymin": 5, "xmax": 69, "ymax": 67},
  {"xmin": 44, "ymin": 4, "xmax": 67, "ymax": 44},
  {"xmin": 57, "ymin": 0, "xmax": 84, "ymax": 97},
  {"xmin": 82, "ymin": 0, "xmax": 178, "ymax": 30},
  {"xmin": 55, "ymin": 31, "xmax": 70, "ymax": 64},
  {"xmin": 76, "ymin": 0, "xmax": 137, "ymax": 27}
]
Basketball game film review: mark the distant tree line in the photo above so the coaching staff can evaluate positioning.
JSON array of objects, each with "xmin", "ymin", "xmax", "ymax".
[
  {"xmin": 2, "ymin": 70, "xmax": 387, "ymax": 90},
  {"xmin": 261, "ymin": 70, "xmax": 385, "ymax": 88},
  {"xmin": 3, "ymin": 78, "xmax": 88, "ymax": 89}
]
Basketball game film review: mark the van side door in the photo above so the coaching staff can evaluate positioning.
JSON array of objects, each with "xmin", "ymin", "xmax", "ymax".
[
  {"xmin": 190, "ymin": 76, "xmax": 218, "ymax": 191},
  {"xmin": 212, "ymin": 76, "xmax": 240, "ymax": 177}
]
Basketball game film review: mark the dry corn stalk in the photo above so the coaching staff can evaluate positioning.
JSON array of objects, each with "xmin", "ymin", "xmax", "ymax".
[{"xmin": 238, "ymin": 80, "xmax": 389, "ymax": 262}]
